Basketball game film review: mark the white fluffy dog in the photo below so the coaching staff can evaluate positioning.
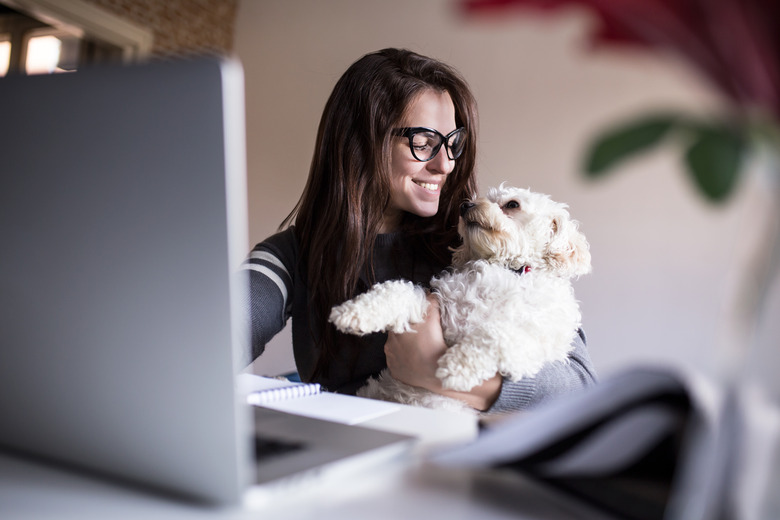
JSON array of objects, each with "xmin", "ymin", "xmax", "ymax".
[{"xmin": 329, "ymin": 184, "xmax": 591, "ymax": 413}]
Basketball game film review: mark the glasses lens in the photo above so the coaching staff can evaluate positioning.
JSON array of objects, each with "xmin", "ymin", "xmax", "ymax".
[
  {"xmin": 447, "ymin": 129, "xmax": 466, "ymax": 160},
  {"xmin": 410, "ymin": 130, "xmax": 442, "ymax": 161}
]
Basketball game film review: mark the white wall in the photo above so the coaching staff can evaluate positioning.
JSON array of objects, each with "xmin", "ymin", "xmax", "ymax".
[{"xmin": 233, "ymin": 0, "xmax": 779, "ymax": 385}]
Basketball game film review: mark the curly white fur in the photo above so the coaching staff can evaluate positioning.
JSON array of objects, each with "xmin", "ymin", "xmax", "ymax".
[{"xmin": 328, "ymin": 185, "xmax": 591, "ymax": 414}]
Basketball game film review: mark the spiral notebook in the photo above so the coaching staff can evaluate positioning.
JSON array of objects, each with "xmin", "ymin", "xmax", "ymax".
[
  {"xmin": 244, "ymin": 376, "xmax": 322, "ymax": 405},
  {"xmin": 238, "ymin": 374, "xmax": 401, "ymax": 425}
]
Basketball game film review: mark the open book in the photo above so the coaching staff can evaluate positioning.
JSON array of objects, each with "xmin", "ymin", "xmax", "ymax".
[{"xmin": 430, "ymin": 366, "xmax": 737, "ymax": 520}]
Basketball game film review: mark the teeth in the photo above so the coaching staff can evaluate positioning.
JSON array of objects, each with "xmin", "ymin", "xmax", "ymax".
[{"xmin": 416, "ymin": 181, "xmax": 439, "ymax": 191}]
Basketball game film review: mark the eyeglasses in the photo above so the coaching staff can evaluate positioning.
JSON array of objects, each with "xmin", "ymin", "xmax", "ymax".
[{"xmin": 393, "ymin": 126, "xmax": 466, "ymax": 162}]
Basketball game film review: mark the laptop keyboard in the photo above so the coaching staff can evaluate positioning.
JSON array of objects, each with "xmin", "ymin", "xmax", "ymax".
[{"xmin": 254, "ymin": 435, "xmax": 306, "ymax": 462}]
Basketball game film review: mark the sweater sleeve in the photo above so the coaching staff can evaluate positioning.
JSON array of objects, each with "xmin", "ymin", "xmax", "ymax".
[
  {"xmin": 239, "ymin": 229, "xmax": 297, "ymax": 364},
  {"xmin": 487, "ymin": 329, "xmax": 597, "ymax": 414}
]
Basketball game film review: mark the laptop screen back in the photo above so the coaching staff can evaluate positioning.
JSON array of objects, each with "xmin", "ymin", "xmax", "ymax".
[{"xmin": 0, "ymin": 58, "xmax": 252, "ymax": 504}]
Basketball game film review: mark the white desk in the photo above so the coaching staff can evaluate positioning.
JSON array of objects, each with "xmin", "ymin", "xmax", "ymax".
[
  {"xmin": 0, "ymin": 449, "xmax": 608, "ymax": 520},
  {"xmin": 0, "ymin": 387, "xmax": 607, "ymax": 520},
  {"xmin": 0, "ymin": 376, "xmax": 615, "ymax": 520}
]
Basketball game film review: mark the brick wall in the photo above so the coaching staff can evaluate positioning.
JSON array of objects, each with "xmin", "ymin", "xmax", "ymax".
[{"xmin": 83, "ymin": 0, "xmax": 238, "ymax": 57}]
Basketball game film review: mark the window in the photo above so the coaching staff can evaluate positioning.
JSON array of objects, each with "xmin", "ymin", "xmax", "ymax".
[
  {"xmin": 0, "ymin": 35, "xmax": 9, "ymax": 76},
  {"xmin": 0, "ymin": 2, "xmax": 149, "ymax": 76},
  {"xmin": 24, "ymin": 28, "xmax": 82, "ymax": 74}
]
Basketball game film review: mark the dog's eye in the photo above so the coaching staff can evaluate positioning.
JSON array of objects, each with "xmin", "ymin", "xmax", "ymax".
[{"xmin": 503, "ymin": 200, "xmax": 520, "ymax": 210}]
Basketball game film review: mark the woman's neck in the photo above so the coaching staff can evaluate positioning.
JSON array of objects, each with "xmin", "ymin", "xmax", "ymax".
[{"xmin": 378, "ymin": 210, "xmax": 402, "ymax": 234}]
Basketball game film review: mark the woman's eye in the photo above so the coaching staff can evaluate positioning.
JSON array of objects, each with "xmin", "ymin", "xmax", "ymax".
[
  {"xmin": 412, "ymin": 133, "xmax": 437, "ymax": 151},
  {"xmin": 504, "ymin": 201, "xmax": 520, "ymax": 210}
]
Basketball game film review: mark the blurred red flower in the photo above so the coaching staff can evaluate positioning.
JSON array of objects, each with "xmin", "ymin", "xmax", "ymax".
[
  {"xmin": 462, "ymin": 0, "xmax": 780, "ymax": 202},
  {"xmin": 462, "ymin": 0, "xmax": 780, "ymax": 119}
]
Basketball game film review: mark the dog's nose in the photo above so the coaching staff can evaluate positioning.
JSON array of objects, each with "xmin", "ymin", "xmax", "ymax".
[{"xmin": 460, "ymin": 201, "xmax": 475, "ymax": 216}]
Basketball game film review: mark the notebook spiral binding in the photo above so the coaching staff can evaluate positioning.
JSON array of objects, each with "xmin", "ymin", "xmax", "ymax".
[{"xmin": 247, "ymin": 383, "xmax": 322, "ymax": 405}]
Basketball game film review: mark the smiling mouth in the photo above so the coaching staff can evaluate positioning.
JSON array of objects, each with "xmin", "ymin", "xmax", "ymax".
[{"xmin": 414, "ymin": 180, "xmax": 440, "ymax": 191}]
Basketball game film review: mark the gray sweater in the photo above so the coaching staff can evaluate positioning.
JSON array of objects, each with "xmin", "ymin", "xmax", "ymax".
[{"xmin": 242, "ymin": 227, "xmax": 596, "ymax": 414}]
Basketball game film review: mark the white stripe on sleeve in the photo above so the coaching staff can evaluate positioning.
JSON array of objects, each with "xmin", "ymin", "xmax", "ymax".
[
  {"xmin": 244, "ymin": 264, "xmax": 288, "ymax": 305},
  {"xmin": 249, "ymin": 251, "xmax": 289, "ymax": 277}
]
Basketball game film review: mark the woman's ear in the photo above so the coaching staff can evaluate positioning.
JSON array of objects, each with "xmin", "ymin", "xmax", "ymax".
[{"xmin": 545, "ymin": 215, "xmax": 592, "ymax": 278}]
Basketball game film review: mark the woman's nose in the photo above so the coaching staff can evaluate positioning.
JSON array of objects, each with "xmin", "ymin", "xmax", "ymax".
[{"xmin": 427, "ymin": 147, "xmax": 454, "ymax": 175}]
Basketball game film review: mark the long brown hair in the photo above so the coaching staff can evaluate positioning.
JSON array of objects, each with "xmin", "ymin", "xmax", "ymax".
[{"xmin": 283, "ymin": 48, "xmax": 479, "ymax": 379}]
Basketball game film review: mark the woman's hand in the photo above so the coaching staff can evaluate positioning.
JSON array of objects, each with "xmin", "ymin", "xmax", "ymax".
[
  {"xmin": 384, "ymin": 295, "xmax": 446, "ymax": 391},
  {"xmin": 384, "ymin": 295, "xmax": 502, "ymax": 411}
]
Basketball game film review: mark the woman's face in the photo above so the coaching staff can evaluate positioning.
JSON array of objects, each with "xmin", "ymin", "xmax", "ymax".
[{"xmin": 382, "ymin": 89, "xmax": 458, "ymax": 232}]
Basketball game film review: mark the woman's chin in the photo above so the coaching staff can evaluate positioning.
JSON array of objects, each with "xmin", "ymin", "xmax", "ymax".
[
  {"xmin": 407, "ymin": 194, "xmax": 441, "ymax": 218},
  {"xmin": 411, "ymin": 204, "xmax": 439, "ymax": 219}
]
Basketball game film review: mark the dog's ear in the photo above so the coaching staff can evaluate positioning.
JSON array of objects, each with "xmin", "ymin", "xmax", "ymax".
[
  {"xmin": 450, "ymin": 243, "xmax": 468, "ymax": 267},
  {"xmin": 545, "ymin": 214, "xmax": 592, "ymax": 278}
]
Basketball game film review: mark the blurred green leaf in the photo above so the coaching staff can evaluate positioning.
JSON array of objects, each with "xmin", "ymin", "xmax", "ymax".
[
  {"xmin": 684, "ymin": 124, "xmax": 745, "ymax": 203},
  {"xmin": 584, "ymin": 114, "xmax": 679, "ymax": 177}
]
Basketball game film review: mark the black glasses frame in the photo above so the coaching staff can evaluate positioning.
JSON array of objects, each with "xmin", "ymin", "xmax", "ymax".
[{"xmin": 393, "ymin": 126, "xmax": 466, "ymax": 162}]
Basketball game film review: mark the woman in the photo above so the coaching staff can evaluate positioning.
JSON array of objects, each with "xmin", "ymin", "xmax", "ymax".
[{"xmin": 243, "ymin": 48, "xmax": 596, "ymax": 413}]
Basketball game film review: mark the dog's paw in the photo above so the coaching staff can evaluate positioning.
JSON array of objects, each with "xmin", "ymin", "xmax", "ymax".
[
  {"xmin": 436, "ymin": 369, "xmax": 477, "ymax": 392},
  {"xmin": 436, "ymin": 345, "xmax": 497, "ymax": 392},
  {"xmin": 329, "ymin": 301, "xmax": 378, "ymax": 335},
  {"xmin": 435, "ymin": 362, "xmax": 481, "ymax": 393},
  {"xmin": 329, "ymin": 280, "xmax": 430, "ymax": 335}
]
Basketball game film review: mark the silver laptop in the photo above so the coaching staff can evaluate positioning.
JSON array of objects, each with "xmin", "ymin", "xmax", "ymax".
[{"xmin": 0, "ymin": 57, "xmax": 410, "ymax": 505}]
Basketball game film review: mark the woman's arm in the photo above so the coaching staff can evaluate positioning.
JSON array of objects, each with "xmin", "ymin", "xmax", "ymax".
[
  {"xmin": 488, "ymin": 330, "xmax": 597, "ymax": 414},
  {"xmin": 239, "ymin": 230, "xmax": 297, "ymax": 364},
  {"xmin": 383, "ymin": 297, "xmax": 597, "ymax": 413}
]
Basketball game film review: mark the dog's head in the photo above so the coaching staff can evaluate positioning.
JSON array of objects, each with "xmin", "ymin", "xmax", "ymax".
[{"xmin": 451, "ymin": 184, "xmax": 591, "ymax": 278}]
